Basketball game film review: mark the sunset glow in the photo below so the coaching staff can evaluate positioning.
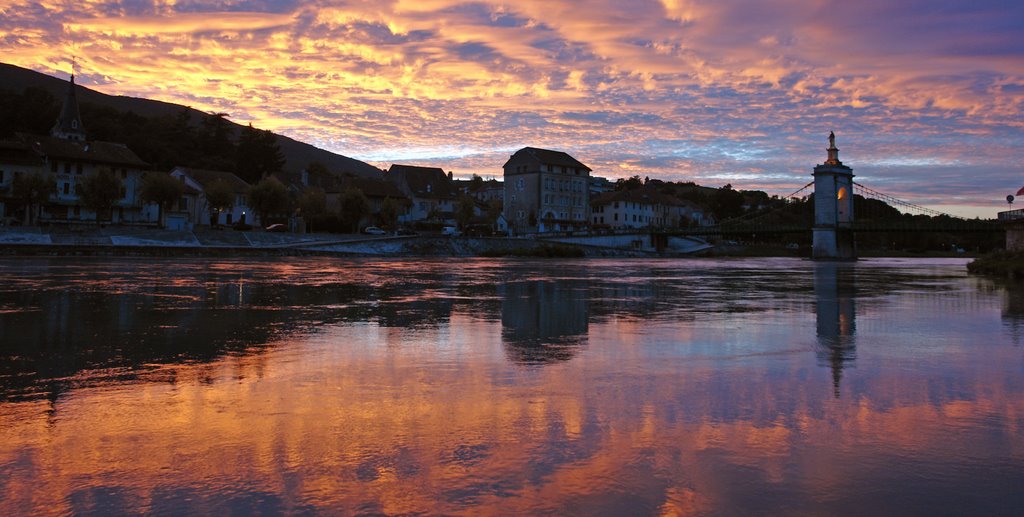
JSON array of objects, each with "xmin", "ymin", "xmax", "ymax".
[{"xmin": 2, "ymin": 1, "xmax": 1022, "ymax": 216}]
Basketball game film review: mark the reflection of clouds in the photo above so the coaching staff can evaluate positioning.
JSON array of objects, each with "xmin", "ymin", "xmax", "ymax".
[
  {"xmin": 2, "ymin": 319, "xmax": 1023, "ymax": 515},
  {"xmin": 1, "ymin": 258, "xmax": 1024, "ymax": 513},
  {"xmin": 1, "ymin": 1, "xmax": 1021, "ymax": 212}
]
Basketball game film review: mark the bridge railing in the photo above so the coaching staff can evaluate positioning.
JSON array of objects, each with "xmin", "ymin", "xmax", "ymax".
[{"xmin": 998, "ymin": 209, "xmax": 1024, "ymax": 221}]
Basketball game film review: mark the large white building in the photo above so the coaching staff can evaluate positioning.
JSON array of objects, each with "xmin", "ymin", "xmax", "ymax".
[{"xmin": 502, "ymin": 147, "xmax": 591, "ymax": 234}]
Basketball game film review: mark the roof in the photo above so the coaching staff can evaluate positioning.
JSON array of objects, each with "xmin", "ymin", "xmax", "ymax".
[
  {"xmin": 503, "ymin": 147, "xmax": 591, "ymax": 171},
  {"xmin": 591, "ymin": 187, "xmax": 680, "ymax": 207},
  {"xmin": 341, "ymin": 176, "xmax": 409, "ymax": 200},
  {"xmin": 0, "ymin": 139, "xmax": 43, "ymax": 167},
  {"xmin": 20, "ymin": 134, "xmax": 148, "ymax": 168},
  {"xmin": 173, "ymin": 167, "xmax": 251, "ymax": 193},
  {"xmin": 386, "ymin": 164, "xmax": 458, "ymax": 200}
]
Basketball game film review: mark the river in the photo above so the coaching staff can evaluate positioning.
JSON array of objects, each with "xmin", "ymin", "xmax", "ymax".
[{"xmin": 0, "ymin": 257, "xmax": 1022, "ymax": 515}]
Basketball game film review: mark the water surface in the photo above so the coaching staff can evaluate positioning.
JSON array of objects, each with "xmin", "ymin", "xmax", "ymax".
[{"xmin": 1, "ymin": 257, "xmax": 1022, "ymax": 515}]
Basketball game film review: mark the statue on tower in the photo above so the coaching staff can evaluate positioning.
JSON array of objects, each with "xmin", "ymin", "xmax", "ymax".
[{"xmin": 825, "ymin": 131, "xmax": 841, "ymax": 165}]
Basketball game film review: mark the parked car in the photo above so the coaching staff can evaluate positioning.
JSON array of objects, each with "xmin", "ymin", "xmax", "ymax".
[
  {"xmin": 396, "ymin": 228, "xmax": 418, "ymax": 236},
  {"xmin": 441, "ymin": 226, "xmax": 461, "ymax": 236},
  {"xmin": 265, "ymin": 223, "xmax": 287, "ymax": 233},
  {"xmin": 362, "ymin": 226, "xmax": 387, "ymax": 235}
]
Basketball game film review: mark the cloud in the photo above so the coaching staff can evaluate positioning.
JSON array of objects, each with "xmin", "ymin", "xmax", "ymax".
[
  {"xmin": 66, "ymin": 11, "xmax": 296, "ymax": 35},
  {"xmin": 0, "ymin": 0, "xmax": 1021, "ymax": 217}
]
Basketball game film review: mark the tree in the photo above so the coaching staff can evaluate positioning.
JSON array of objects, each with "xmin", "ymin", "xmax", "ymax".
[
  {"xmin": 0, "ymin": 87, "xmax": 58, "ymax": 137},
  {"xmin": 379, "ymin": 197, "xmax": 400, "ymax": 232},
  {"xmin": 712, "ymin": 184, "xmax": 745, "ymax": 220},
  {"xmin": 247, "ymin": 177, "xmax": 288, "ymax": 226},
  {"xmin": 200, "ymin": 113, "xmax": 232, "ymax": 153},
  {"xmin": 204, "ymin": 180, "xmax": 235, "ymax": 226},
  {"xmin": 298, "ymin": 187, "xmax": 326, "ymax": 232},
  {"xmin": 140, "ymin": 172, "xmax": 185, "ymax": 228},
  {"xmin": 614, "ymin": 175, "xmax": 643, "ymax": 191},
  {"xmin": 11, "ymin": 172, "xmax": 56, "ymax": 225},
  {"xmin": 456, "ymin": 195, "xmax": 476, "ymax": 229},
  {"xmin": 79, "ymin": 168, "xmax": 124, "ymax": 223},
  {"xmin": 235, "ymin": 123, "xmax": 285, "ymax": 184},
  {"xmin": 468, "ymin": 174, "xmax": 484, "ymax": 192},
  {"xmin": 339, "ymin": 187, "xmax": 369, "ymax": 233},
  {"xmin": 485, "ymin": 198, "xmax": 503, "ymax": 224},
  {"xmin": 306, "ymin": 161, "xmax": 330, "ymax": 178}
]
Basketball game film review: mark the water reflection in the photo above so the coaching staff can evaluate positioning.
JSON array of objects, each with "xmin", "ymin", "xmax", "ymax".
[
  {"xmin": 814, "ymin": 263, "xmax": 857, "ymax": 397},
  {"xmin": 500, "ymin": 279, "xmax": 588, "ymax": 364},
  {"xmin": 2, "ymin": 258, "xmax": 1023, "ymax": 515}
]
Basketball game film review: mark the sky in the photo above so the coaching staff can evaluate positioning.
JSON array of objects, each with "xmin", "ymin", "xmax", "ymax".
[{"xmin": 1, "ymin": 0, "xmax": 1022, "ymax": 217}]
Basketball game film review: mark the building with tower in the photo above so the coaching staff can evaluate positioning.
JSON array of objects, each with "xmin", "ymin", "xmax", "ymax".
[
  {"xmin": 812, "ymin": 132, "xmax": 856, "ymax": 260},
  {"xmin": 0, "ymin": 73, "xmax": 151, "ymax": 224}
]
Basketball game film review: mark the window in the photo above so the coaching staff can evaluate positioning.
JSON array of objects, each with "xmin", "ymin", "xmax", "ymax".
[
  {"xmin": 0, "ymin": 171, "xmax": 4, "ymax": 183},
  {"xmin": 517, "ymin": 210, "xmax": 524, "ymax": 219},
  {"xmin": 121, "ymin": 169, "xmax": 127, "ymax": 179},
  {"xmin": 517, "ymin": 178, "xmax": 524, "ymax": 190},
  {"xmin": 614, "ymin": 213, "xmax": 619, "ymax": 221},
  {"xmin": 63, "ymin": 183, "xmax": 69, "ymax": 195},
  {"xmin": 180, "ymin": 197, "xmax": 188, "ymax": 210},
  {"xmin": 511, "ymin": 195, "xmax": 516, "ymax": 202},
  {"xmin": 76, "ymin": 163, "xmax": 83, "ymax": 175},
  {"xmin": 64, "ymin": 163, "xmax": 71, "ymax": 174},
  {"xmin": 74, "ymin": 206, "xmax": 80, "ymax": 217},
  {"xmin": 227, "ymin": 213, "xmax": 233, "ymax": 224}
]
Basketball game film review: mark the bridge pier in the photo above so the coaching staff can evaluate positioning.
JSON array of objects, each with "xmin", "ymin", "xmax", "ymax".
[{"xmin": 812, "ymin": 132, "xmax": 856, "ymax": 260}]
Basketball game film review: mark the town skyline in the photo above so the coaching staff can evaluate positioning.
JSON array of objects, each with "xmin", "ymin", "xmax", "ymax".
[{"xmin": 2, "ymin": 0, "xmax": 1021, "ymax": 218}]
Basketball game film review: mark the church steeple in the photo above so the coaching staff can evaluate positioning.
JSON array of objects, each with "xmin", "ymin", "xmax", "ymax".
[{"xmin": 51, "ymin": 73, "xmax": 86, "ymax": 142}]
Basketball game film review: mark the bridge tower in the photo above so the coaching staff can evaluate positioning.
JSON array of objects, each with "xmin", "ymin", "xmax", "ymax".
[{"xmin": 812, "ymin": 132, "xmax": 856, "ymax": 260}]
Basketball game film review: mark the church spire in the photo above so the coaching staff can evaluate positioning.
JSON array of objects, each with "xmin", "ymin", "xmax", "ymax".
[{"xmin": 51, "ymin": 73, "xmax": 86, "ymax": 142}]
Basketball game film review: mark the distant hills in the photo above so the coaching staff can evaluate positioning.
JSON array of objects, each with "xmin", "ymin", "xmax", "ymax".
[{"xmin": 0, "ymin": 62, "xmax": 382, "ymax": 178}]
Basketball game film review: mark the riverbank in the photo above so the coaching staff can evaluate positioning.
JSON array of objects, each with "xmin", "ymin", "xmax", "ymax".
[
  {"xmin": 0, "ymin": 227, "xmax": 655, "ymax": 258},
  {"xmin": 966, "ymin": 250, "xmax": 1024, "ymax": 278}
]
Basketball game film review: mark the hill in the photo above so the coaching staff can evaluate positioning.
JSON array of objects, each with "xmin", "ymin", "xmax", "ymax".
[{"xmin": 0, "ymin": 62, "xmax": 382, "ymax": 178}]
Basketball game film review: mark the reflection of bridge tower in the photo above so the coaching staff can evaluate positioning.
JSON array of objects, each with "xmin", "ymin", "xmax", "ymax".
[
  {"xmin": 814, "ymin": 263, "xmax": 857, "ymax": 397},
  {"xmin": 813, "ymin": 132, "xmax": 856, "ymax": 260}
]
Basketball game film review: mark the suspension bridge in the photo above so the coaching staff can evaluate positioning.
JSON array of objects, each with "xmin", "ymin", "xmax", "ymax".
[
  {"xmin": 669, "ymin": 133, "xmax": 1001, "ymax": 259},
  {"xmin": 675, "ymin": 181, "xmax": 1000, "ymax": 237}
]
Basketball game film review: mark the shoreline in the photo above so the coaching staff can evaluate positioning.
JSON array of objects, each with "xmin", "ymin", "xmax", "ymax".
[{"xmin": 0, "ymin": 227, "xmax": 984, "ymax": 260}]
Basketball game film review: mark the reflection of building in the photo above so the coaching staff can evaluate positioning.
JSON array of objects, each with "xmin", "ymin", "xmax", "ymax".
[
  {"xmin": 814, "ymin": 262, "xmax": 857, "ymax": 397},
  {"xmin": 500, "ymin": 280, "xmax": 588, "ymax": 364}
]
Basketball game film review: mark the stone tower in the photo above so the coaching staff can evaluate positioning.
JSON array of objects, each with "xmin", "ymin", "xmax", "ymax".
[
  {"xmin": 51, "ymin": 74, "xmax": 86, "ymax": 142},
  {"xmin": 812, "ymin": 132, "xmax": 855, "ymax": 260}
]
